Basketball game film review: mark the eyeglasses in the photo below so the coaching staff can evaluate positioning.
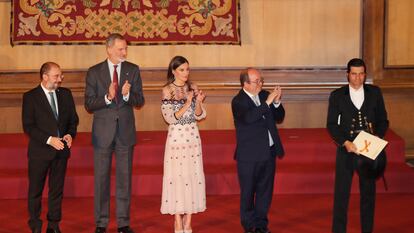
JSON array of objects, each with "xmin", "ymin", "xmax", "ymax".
[
  {"xmin": 247, "ymin": 78, "xmax": 264, "ymax": 85},
  {"xmin": 47, "ymin": 73, "xmax": 64, "ymax": 80}
]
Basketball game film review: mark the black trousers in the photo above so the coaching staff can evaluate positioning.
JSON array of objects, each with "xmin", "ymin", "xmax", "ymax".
[
  {"xmin": 237, "ymin": 153, "xmax": 276, "ymax": 231},
  {"xmin": 28, "ymin": 156, "xmax": 68, "ymax": 230},
  {"xmin": 332, "ymin": 147, "xmax": 376, "ymax": 233}
]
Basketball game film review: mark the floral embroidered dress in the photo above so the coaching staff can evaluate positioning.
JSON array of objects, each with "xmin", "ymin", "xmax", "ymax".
[{"xmin": 160, "ymin": 83, "xmax": 207, "ymax": 215}]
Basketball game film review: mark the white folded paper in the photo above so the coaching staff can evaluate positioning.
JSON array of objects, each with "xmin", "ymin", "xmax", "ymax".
[{"xmin": 353, "ymin": 131, "xmax": 388, "ymax": 160}]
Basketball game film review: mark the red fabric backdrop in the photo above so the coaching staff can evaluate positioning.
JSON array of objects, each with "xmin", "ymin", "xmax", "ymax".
[{"xmin": 11, "ymin": 0, "xmax": 240, "ymax": 45}]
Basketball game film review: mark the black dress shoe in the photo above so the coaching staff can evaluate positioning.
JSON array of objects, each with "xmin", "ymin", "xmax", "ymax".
[
  {"xmin": 255, "ymin": 228, "xmax": 271, "ymax": 233},
  {"xmin": 46, "ymin": 228, "xmax": 62, "ymax": 233},
  {"xmin": 95, "ymin": 227, "xmax": 106, "ymax": 233},
  {"xmin": 118, "ymin": 226, "xmax": 134, "ymax": 233}
]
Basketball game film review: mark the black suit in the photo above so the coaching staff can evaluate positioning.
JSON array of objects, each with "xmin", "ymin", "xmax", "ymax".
[
  {"xmin": 22, "ymin": 85, "xmax": 79, "ymax": 230},
  {"xmin": 232, "ymin": 89, "xmax": 285, "ymax": 231},
  {"xmin": 327, "ymin": 84, "xmax": 388, "ymax": 233}
]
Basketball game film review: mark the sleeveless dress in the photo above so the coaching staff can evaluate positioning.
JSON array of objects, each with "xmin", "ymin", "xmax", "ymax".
[{"xmin": 160, "ymin": 83, "xmax": 207, "ymax": 215}]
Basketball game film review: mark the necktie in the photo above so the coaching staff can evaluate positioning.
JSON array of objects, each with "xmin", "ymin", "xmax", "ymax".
[
  {"xmin": 113, "ymin": 65, "xmax": 119, "ymax": 103},
  {"xmin": 48, "ymin": 92, "xmax": 58, "ymax": 120},
  {"xmin": 254, "ymin": 95, "xmax": 274, "ymax": 146},
  {"xmin": 253, "ymin": 95, "xmax": 260, "ymax": 106}
]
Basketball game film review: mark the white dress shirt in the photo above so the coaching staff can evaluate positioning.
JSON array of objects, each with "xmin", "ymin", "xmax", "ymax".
[
  {"xmin": 40, "ymin": 83, "xmax": 58, "ymax": 144},
  {"xmin": 40, "ymin": 83, "xmax": 58, "ymax": 116},
  {"xmin": 349, "ymin": 85, "xmax": 364, "ymax": 110}
]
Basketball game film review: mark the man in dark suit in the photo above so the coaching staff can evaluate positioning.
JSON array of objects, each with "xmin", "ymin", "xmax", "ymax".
[
  {"xmin": 232, "ymin": 68, "xmax": 285, "ymax": 233},
  {"xmin": 327, "ymin": 58, "xmax": 388, "ymax": 233},
  {"xmin": 22, "ymin": 62, "xmax": 79, "ymax": 233},
  {"xmin": 85, "ymin": 33, "xmax": 144, "ymax": 233}
]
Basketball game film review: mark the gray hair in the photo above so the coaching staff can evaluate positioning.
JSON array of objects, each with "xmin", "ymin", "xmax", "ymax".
[{"xmin": 106, "ymin": 33, "xmax": 126, "ymax": 47}]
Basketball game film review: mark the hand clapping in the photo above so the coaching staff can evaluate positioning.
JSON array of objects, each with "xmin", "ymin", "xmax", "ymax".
[
  {"xmin": 266, "ymin": 85, "xmax": 282, "ymax": 105},
  {"xmin": 195, "ymin": 89, "xmax": 206, "ymax": 103},
  {"xmin": 122, "ymin": 80, "xmax": 131, "ymax": 96},
  {"xmin": 108, "ymin": 82, "xmax": 116, "ymax": 101}
]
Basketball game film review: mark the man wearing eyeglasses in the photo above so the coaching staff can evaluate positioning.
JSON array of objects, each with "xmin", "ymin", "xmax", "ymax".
[
  {"xmin": 22, "ymin": 62, "xmax": 79, "ymax": 233},
  {"xmin": 231, "ymin": 68, "xmax": 285, "ymax": 233}
]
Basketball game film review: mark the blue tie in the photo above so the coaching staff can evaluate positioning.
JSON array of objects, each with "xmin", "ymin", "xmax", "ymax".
[
  {"xmin": 48, "ymin": 92, "xmax": 58, "ymax": 120},
  {"xmin": 49, "ymin": 92, "xmax": 60, "ymax": 137}
]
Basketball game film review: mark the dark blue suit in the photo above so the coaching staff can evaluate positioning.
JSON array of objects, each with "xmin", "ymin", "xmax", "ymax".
[{"xmin": 232, "ymin": 89, "xmax": 285, "ymax": 231}]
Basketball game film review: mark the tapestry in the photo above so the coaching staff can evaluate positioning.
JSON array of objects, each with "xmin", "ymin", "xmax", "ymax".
[{"xmin": 10, "ymin": 0, "xmax": 240, "ymax": 45}]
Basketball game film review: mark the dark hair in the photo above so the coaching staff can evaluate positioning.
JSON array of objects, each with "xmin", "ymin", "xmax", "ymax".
[
  {"xmin": 106, "ymin": 33, "xmax": 126, "ymax": 47},
  {"xmin": 347, "ymin": 58, "xmax": 366, "ymax": 73},
  {"xmin": 40, "ymin": 62, "xmax": 60, "ymax": 80},
  {"xmin": 165, "ymin": 56, "xmax": 191, "ymax": 88},
  {"xmin": 239, "ymin": 67, "xmax": 255, "ymax": 86}
]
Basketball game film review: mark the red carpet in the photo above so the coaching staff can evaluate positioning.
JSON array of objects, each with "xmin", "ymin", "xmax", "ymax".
[
  {"xmin": 0, "ymin": 129, "xmax": 412, "ymax": 199},
  {"xmin": 0, "ymin": 129, "xmax": 413, "ymax": 232},
  {"xmin": 0, "ymin": 194, "xmax": 413, "ymax": 233}
]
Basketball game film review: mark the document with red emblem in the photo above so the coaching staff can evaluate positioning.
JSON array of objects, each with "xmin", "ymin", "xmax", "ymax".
[{"xmin": 353, "ymin": 131, "xmax": 388, "ymax": 160}]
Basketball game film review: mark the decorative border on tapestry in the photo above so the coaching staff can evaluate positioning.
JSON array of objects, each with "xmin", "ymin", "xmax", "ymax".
[{"xmin": 10, "ymin": 0, "xmax": 240, "ymax": 46}]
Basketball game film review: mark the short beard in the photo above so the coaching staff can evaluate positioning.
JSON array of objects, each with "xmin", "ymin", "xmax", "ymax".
[{"xmin": 47, "ymin": 83, "xmax": 59, "ymax": 90}]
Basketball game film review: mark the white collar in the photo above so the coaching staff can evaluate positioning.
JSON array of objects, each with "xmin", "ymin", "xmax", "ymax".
[
  {"xmin": 349, "ymin": 85, "xmax": 364, "ymax": 93},
  {"xmin": 243, "ymin": 88, "xmax": 257, "ymax": 98},
  {"xmin": 40, "ymin": 83, "xmax": 55, "ymax": 94},
  {"xmin": 107, "ymin": 59, "xmax": 122, "ymax": 67}
]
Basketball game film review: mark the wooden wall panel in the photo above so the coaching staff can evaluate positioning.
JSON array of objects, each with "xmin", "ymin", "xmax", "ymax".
[
  {"xmin": 261, "ymin": 0, "xmax": 361, "ymax": 67},
  {"xmin": 382, "ymin": 89, "xmax": 414, "ymax": 156},
  {"xmin": 385, "ymin": 0, "xmax": 414, "ymax": 67},
  {"xmin": 0, "ymin": 68, "xmax": 341, "ymax": 134},
  {"xmin": 0, "ymin": 71, "xmax": 413, "ymax": 156},
  {"xmin": 2, "ymin": 89, "xmax": 412, "ymax": 154},
  {"xmin": 0, "ymin": 100, "xmax": 331, "ymax": 132},
  {"xmin": 0, "ymin": 0, "xmax": 361, "ymax": 70}
]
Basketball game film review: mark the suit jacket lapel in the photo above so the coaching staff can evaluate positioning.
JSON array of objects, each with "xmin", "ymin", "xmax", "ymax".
[
  {"xmin": 120, "ymin": 62, "xmax": 127, "ymax": 86},
  {"xmin": 35, "ymin": 85, "xmax": 57, "ymax": 121},
  {"xmin": 360, "ymin": 84, "xmax": 371, "ymax": 113},
  {"xmin": 241, "ymin": 90, "xmax": 256, "ymax": 107},
  {"xmin": 258, "ymin": 91, "xmax": 266, "ymax": 105},
  {"xmin": 56, "ymin": 88, "xmax": 63, "ymax": 122},
  {"xmin": 102, "ymin": 60, "xmax": 111, "ymax": 88},
  {"xmin": 343, "ymin": 85, "xmax": 360, "ymax": 113}
]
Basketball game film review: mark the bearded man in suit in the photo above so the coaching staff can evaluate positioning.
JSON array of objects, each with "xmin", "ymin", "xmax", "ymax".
[
  {"xmin": 85, "ymin": 33, "xmax": 144, "ymax": 233},
  {"xmin": 22, "ymin": 62, "xmax": 79, "ymax": 233}
]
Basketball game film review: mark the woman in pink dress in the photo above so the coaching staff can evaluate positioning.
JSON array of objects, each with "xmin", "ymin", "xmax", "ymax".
[{"xmin": 160, "ymin": 56, "xmax": 207, "ymax": 233}]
